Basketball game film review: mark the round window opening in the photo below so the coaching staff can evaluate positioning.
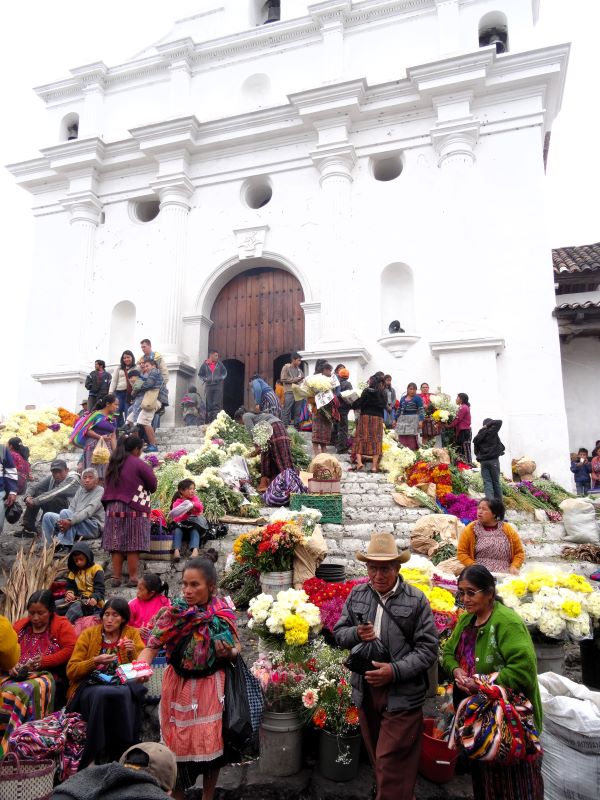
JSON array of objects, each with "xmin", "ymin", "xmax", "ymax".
[
  {"xmin": 371, "ymin": 154, "xmax": 403, "ymax": 182},
  {"xmin": 132, "ymin": 199, "xmax": 160, "ymax": 222},
  {"xmin": 243, "ymin": 177, "xmax": 273, "ymax": 209}
]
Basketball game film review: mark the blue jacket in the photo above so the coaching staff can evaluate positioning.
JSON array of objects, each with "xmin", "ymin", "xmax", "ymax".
[
  {"xmin": 0, "ymin": 446, "xmax": 18, "ymax": 496},
  {"xmin": 571, "ymin": 459, "xmax": 592, "ymax": 483},
  {"xmin": 251, "ymin": 377, "xmax": 271, "ymax": 405}
]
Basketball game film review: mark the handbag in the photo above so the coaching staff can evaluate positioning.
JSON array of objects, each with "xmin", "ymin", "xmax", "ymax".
[
  {"xmin": 141, "ymin": 388, "xmax": 159, "ymax": 412},
  {"xmin": 344, "ymin": 591, "xmax": 398, "ymax": 675},
  {"xmin": 222, "ymin": 656, "xmax": 262, "ymax": 757},
  {"xmin": 0, "ymin": 752, "xmax": 55, "ymax": 800},
  {"xmin": 396, "ymin": 414, "xmax": 419, "ymax": 436},
  {"xmin": 146, "ymin": 653, "xmax": 168, "ymax": 703},
  {"xmin": 449, "ymin": 674, "xmax": 542, "ymax": 765},
  {"xmin": 5, "ymin": 500, "xmax": 23, "ymax": 525},
  {"xmin": 91, "ymin": 438, "xmax": 110, "ymax": 464}
]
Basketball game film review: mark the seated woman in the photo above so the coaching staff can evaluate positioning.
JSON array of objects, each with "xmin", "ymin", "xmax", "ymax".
[
  {"xmin": 138, "ymin": 552, "xmax": 239, "ymax": 800},
  {"xmin": 457, "ymin": 498, "xmax": 525, "ymax": 575},
  {"xmin": 129, "ymin": 573, "xmax": 171, "ymax": 643},
  {"xmin": 7, "ymin": 437, "xmax": 33, "ymax": 494},
  {"xmin": 442, "ymin": 565, "xmax": 543, "ymax": 800},
  {"xmin": 66, "ymin": 598, "xmax": 145, "ymax": 767},
  {"xmin": 1, "ymin": 590, "xmax": 76, "ymax": 757}
]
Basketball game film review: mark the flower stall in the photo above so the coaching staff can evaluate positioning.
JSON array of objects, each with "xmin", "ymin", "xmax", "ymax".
[
  {"xmin": 0, "ymin": 407, "xmax": 78, "ymax": 462},
  {"xmin": 234, "ymin": 521, "xmax": 306, "ymax": 594}
]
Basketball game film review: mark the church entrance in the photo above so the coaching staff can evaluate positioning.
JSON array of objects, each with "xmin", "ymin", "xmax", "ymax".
[{"xmin": 209, "ymin": 266, "xmax": 305, "ymax": 415}]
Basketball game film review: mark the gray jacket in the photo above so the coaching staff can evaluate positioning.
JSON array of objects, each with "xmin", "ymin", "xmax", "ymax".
[
  {"xmin": 29, "ymin": 471, "xmax": 80, "ymax": 507},
  {"xmin": 334, "ymin": 579, "xmax": 438, "ymax": 711},
  {"xmin": 51, "ymin": 762, "xmax": 170, "ymax": 800},
  {"xmin": 68, "ymin": 485, "xmax": 105, "ymax": 529}
]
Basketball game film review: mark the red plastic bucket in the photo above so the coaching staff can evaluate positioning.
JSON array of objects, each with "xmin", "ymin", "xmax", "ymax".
[{"xmin": 418, "ymin": 717, "xmax": 457, "ymax": 784}]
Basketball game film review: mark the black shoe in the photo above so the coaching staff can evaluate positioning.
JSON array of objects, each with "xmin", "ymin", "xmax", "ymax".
[
  {"xmin": 54, "ymin": 544, "xmax": 72, "ymax": 554},
  {"xmin": 14, "ymin": 529, "xmax": 35, "ymax": 538}
]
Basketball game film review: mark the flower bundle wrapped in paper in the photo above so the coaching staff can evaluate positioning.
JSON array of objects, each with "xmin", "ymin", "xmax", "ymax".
[
  {"xmin": 292, "ymin": 374, "xmax": 335, "ymax": 401},
  {"xmin": 428, "ymin": 392, "xmax": 458, "ymax": 422}
]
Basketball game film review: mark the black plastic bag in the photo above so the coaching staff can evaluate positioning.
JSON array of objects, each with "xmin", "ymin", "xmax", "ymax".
[
  {"xmin": 344, "ymin": 638, "xmax": 390, "ymax": 675},
  {"xmin": 222, "ymin": 657, "xmax": 255, "ymax": 758}
]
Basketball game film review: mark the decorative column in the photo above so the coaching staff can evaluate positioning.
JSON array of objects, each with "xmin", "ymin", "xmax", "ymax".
[
  {"xmin": 63, "ymin": 192, "xmax": 102, "ymax": 365},
  {"xmin": 150, "ymin": 177, "xmax": 193, "ymax": 358},
  {"xmin": 430, "ymin": 93, "xmax": 480, "ymax": 170},
  {"xmin": 309, "ymin": 1, "xmax": 351, "ymax": 83},
  {"xmin": 70, "ymin": 63, "xmax": 107, "ymax": 138},
  {"xmin": 157, "ymin": 39, "xmax": 194, "ymax": 118},
  {"xmin": 434, "ymin": 0, "xmax": 460, "ymax": 55}
]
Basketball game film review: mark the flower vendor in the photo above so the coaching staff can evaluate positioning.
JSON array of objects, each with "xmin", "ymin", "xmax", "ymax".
[
  {"xmin": 250, "ymin": 373, "xmax": 281, "ymax": 418},
  {"xmin": 138, "ymin": 552, "xmax": 239, "ymax": 800},
  {"xmin": 473, "ymin": 418, "xmax": 505, "ymax": 501},
  {"xmin": 397, "ymin": 382, "xmax": 425, "ymax": 451},
  {"xmin": 350, "ymin": 373, "xmax": 387, "ymax": 472},
  {"xmin": 446, "ymin": 392, "xmax": 472, "ymax": 464},
  {"xmin": 442, "ymin": 565, "xmax": 543, "ymax": 800},
  {"xmin": 334, "ymin": 532, "xmax": 439, "ymax": 800},
  {"xmin": 457, "ymin": 498, "xmax": 525, "ymax": 575},
  {"xmin": 235, "ymin": 408, "xmax": 295, "ymax": 493},
  {"xmin": 18, "ymin": 458, "xmax": 79, "ymax": 538}
]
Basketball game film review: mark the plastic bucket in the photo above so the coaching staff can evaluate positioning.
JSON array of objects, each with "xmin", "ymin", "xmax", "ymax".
[
  {"xmin": 535, "ymin": 642, "xmax": 564, "ymax": 675},
  {"xmin": 418, "ymin": 717, "xmax": 457, "ymax": 784},
  {"xmin": 260, "ymin": 570, "xmax": 293, "ymax": 597},
  {"xmin": 318, "ymin": 730, "xmax": 361, "ymax": 782},
  {"xmin": 259, "ymin": 710, "xmax": 303, "ymax": 776}
]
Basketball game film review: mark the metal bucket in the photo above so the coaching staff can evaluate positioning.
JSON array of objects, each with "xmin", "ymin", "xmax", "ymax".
[
  {"xmin": 425, "ymin": 660, "xmax": 439, "ymax": 697},
  {"xmin": 319, "ymin": 731, "xmax": 361, "ymax": 782},
  {"xmin": 535, "ymin": 642, "xmax": 564, "ymax": 675},
  {"xmin": 260, "ymin": 570, "xmax": 293, "ymax": 597},
  {"xmin": 259, "ymin": 710, "xmax": 303, "ymax": 776}
]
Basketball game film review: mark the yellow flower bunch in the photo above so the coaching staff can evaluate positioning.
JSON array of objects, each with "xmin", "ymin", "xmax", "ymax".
[
  {"xmin": 557, "ymin": 574, "xmax": 593, "ymax": 594},
  {"xmin": 233, "ymin": 533, "xmax": 248, "ymax": 560},
  {"xmin": 401, "ymin": 568, "xmax": 431, "ymax": 591},
  {"xmin": 560, "ymin": 600, "xmax": 582, "ymax": 619},
  {"xmin": 427, "ymin": 587, "xmax": 456, "ymax": 613},
  {"xmin": 284, "ymin": 614, "xmax": 310, "ymax": 646},
  {"xmin": 501, "ymin": 579, "xmax": 528, "ymax": 598},
  {"xmin": 527, "ymin": 576, "xmax": 556, "ymax": 593}
]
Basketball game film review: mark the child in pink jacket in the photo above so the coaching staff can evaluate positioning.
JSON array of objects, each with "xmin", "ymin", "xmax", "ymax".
[
  {"xmin": 168, "ymin": 479, "xmax": 205, "ymax": 561},
  {"xmin": 129, "ymin": 572, "xmax": 171, "ymax": 642}
]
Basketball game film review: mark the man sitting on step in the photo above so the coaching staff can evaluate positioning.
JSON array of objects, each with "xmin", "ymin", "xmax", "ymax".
[
  {"xmin": 16, "ymin": 459, "xmax": 80, "ymax": 538},
  {"xmin": 42, "ymin": 467, "xmax": 105, "ymax": 551}
]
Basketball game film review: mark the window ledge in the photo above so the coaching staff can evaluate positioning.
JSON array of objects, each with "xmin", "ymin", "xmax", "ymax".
[{"xmin": 377, "ymin": 333, "xmax": 420, "ymax": 358}]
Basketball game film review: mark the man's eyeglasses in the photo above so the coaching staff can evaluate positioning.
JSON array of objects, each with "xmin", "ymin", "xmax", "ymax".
[
  {"xmin": 366, "ymin": 564, "xmax": 398, "ymax": 575},
  {"xmin": 456, "ymin": 589, "xmax": 484, "ymax": 599}
]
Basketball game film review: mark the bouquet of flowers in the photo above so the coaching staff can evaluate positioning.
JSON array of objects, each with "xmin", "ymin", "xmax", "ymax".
[
  {"xmin": 248, "ymin": 589, "xmax": 322, "ymax": 646},
  {"xmin": 234, "ymin": 521, "xmax": 305, "ymax": 572},
  {"xmin": 303, "ymin": 577, "xmax": 368, "ymax": 631},
  {"xmin": 204, "ymin": 410, "xmax": 252, "ymax": 447},
  {"xmin": 251, "ymin": 420, "xmax": 274, "ymax": 452},
  {"xmin": 270, "ymin": 506, "xmax": 322, "ymax": 536},
  {"xmin": 428, "ymin": 392, "xmax": 458, "ymax": 422},
  {"xmin": 497, "ymin": 570, "xmax": 600, "ymax": 641},
  {"xmin": 441, "ymin": 493, "xmax": 478, "ymax": 522},
  {"xmin": 299, "ymin": 642, "xmax": 360, "ymax": 737},
  {"xmin": 251, "ymin": 654, "xmax": 310, "ymax": 711}
]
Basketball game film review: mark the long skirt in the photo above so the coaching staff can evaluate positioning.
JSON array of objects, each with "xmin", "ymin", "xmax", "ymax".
[
  {"xmin": 260, "ymin": 390, "xmax": 281, "ymax": 418},
  {"xmin": 0, "ymin": 672, "xmax": 54, "ymax": 758},
  {"xmin": 261, "ymin": 421, "xmax": 294, "ymax": 479},
  {"xmin": 398, "ymin": 434, "xmax": 419, "ymax": 451},
  {"xmin": 82, "ymin": 436, "xmax": 113, "ymax": 481},
  {"xmin": 160, "ymin": 665, "xmax": 227, "ymax": 789},
  {"xmin": 312, "ymin": 412, "xmax": 333, "ymax": 446},
  {"xmin": 102, "ymin": 500, "xmax": 150, "ymax": 553},
  {"xmin": 472, "ymin": 757, "xmax": 544, "ymax": 800},
  {"xmin": 352, "ymin": 414, "xmax": 384, "ymax": 457},
  {"xmin": 69, "ymin": 683, "xmax": 144, "ymax": 767}
]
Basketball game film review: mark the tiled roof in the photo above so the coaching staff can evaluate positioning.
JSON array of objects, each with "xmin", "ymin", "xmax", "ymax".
[
  {"xmin": 555, "ymin": 301, "xmax": 600, "ymax": 313},
  {"xmin": 553, "ymin": 243, "xmax": 600, "ymax": 275}
]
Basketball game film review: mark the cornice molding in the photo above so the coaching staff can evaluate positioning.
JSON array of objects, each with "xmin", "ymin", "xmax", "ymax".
[
  {"xmin": 31, "ymin": 369, "xmax": 88, "ymax": 384},
  {"xmin": 430, "ymin": 337, "xmax": 505, "ymax": 356}
]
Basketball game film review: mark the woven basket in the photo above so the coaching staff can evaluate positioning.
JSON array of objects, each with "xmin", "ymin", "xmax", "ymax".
[
  {"xmin": 148, "ymin": 524, "xmax": 173, "ymax": 562},
  {"xmin": 0, "ymin": 754, "xmax": 55, "ymax": 800},
  {"xmin": 290, "ymin": 493, "xmax": 343, "ymax": 524},
  {"xmin": 146, "ymin": 654, "xmax": 168, "ymax": 702}
]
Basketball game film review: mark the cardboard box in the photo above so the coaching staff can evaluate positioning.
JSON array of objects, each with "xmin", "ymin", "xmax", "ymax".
[{"xmin": 308, "ymin": 479, "xmax": 341, "ymax": 494}]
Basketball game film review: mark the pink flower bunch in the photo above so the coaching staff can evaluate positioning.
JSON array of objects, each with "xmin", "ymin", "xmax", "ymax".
[
  {"xmin": 211, "ymin": 438, "xmax": 225, "ymax": 447},
  {"xmin": 165, "ymin": 448, "xmax": 188, "ymax": 462},
  {"xmin": 442, "ymin": 492, "xmax": 478, "ymax": 521}
]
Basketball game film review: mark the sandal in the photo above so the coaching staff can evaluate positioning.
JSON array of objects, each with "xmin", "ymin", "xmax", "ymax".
[
  {"xmin": 349, "ymin": 464, "xmax": 364, "ymax": 472},
  {"xmin": 127, "ymin": 578, "xmax": 138, "ymax": 588},
  {"xmin": 108, "ymin": 577, "xmax": 122, "ymax": 588}
]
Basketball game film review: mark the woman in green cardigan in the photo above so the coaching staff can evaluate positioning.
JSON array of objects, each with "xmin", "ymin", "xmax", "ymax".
[{"xmin": 442, "ymin": 564, "xmax": 543, "ymax": 800}]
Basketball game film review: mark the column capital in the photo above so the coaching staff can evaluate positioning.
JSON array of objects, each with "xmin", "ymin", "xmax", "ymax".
[
  {"xmin": 150, "ymin": 176, "xmax": 194, "ymax": 210},
  {"xmin": 430, "ymin": 118, "xmax": 480, "ymax": 168},
  {"xmin": 310, "ymin": 143, "xmax": 357, "ymax": 183},
  {"xmin": 309, "ymin": 0, "xmax": 351, "ymax": 28},
  {"xmin": 62, "ymin": 191, "xmax": 102, "ymax": 225}
]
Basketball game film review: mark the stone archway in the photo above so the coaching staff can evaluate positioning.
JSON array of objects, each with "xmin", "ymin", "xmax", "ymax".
[{"xmin": 208, "ymin": 266, "xmax": 305, "ymax": 406}]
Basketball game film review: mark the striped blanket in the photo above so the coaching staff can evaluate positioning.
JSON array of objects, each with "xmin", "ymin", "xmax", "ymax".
[{"xmin": 0, "ymin": 672, "xmax": 54, "ymax": 759}]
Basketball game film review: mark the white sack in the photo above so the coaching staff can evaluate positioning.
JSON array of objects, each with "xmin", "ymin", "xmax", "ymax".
[{"xmin": 559, "ymin": 498, "xmax": 599, "ymax": 544}]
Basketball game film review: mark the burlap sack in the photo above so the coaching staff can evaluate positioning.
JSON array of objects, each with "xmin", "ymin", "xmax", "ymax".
[
  {"xmin": 435, "ymin": 556, "xmax": 464, "ymax": 576},
  {"xmin": 512, "ymin": 457, "xmax": 536, "ymax": 481},
  {"xmin": 293, "ymin": 525, "xmax": 328, "ymax": 588},
  {"xmin": 432, "ymin": 448, "xmax": 451, "ymax": 464},
  {"xmin": 392, "ymin": 491, "xmax": 422, "ymax": 508},
  {"xmin": 410, "ymin": 514, "xmax": 464, "ymax": 557},
  {"xmin": 309, "ymin": 453, "xmax": 342, "ymax": 481}
]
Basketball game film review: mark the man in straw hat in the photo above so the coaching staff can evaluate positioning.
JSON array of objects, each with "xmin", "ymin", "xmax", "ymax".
[{"xmin": 334, "ymin": 532, "xmax": 438, "ymax": 800}]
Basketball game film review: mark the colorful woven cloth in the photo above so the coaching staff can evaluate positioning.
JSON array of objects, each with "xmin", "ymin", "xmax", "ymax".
[
  {"xmin": 69, "ymin": 411, "xmax": 115, "ymax": 448},
  {"xmin": 147, "ymin": 597, "xmax": 236, "ymax": 672},
  {"xmin": 449, "ymin": 674, "xmax": 542, "ymax": 765},
  {"xmin": 9, "ymin": 709, "xmax": 87, "ymax": 780},
  {"xmin": 0, "ymin": 672, "xmax": 54, "ymax": 759}
]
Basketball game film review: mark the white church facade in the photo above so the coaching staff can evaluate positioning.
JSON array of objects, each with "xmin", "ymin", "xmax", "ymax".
[{"xmin": 9, "ymin": 0, "xmax": 574, "ymax": 486}]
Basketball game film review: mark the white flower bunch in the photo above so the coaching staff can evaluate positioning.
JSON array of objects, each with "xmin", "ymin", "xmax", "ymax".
[
  {"xmin": 261, "ymin": 589, "xmax": 322, "ymax": 636},
  {"xmin": 204, "ymin": 410, "xmax": 230, "ymax": 443},
  {"xmin": 304, "ymin": 375, "xmax": 335, "ymax": 394},
  {"xmin": 195, "ymin": 467, "xmax": 225, "ymax": 489},
  {"xmin": 538, "ymin": 610, "xmax": 566, "ymax": 638},
  {"xmin": 429, "ymin": 393, "xmax": 458, "ymax": 416},
  {"xmin": 566, "ymin": 611, "xmax": 591, "ymax": 640},
  {"xmin": 227, "ymin": 442, "xmax": 251, "ymax": 457},
  {"xmin": 536, "ymin": 586, "xmax": 563, "ymax": 612},
  {"xmin": 584, "ymin": 591, "xmax": 600, "ymax": 619},
  {"xmin": 417, "ymin": 448, "xmax": 438, "ymax": 463},
  {"xmin": 499, "ymin": 592, "xmax": 521, "ymax": 610},
  {"xmin": 516, "ymin": 602, "xmax": 543, "ymax": 625},
  {"xmin": 247, "ymin": 593, "xmax": 274, "ymax": 628},
  {"xmin": 251, "ymin": 421, "xmax": 273, "ymax": 452},
  {"xmin": 270, "ymin": 507, "xmax": 322, "ymax": 534},
  {"xmin": 380, "ymin": 436, "xmax": 417, "ymax": 484}
]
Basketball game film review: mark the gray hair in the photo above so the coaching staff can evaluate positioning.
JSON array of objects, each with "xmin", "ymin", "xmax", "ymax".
[{"xmin": 82, "ymin": 467, "xmax": 99, "ymax": 479}]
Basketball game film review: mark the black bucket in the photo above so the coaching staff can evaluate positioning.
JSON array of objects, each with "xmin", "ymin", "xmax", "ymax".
[{"xmin": 580, "ymin": 637, "xmax": 600, "ymax": 690}]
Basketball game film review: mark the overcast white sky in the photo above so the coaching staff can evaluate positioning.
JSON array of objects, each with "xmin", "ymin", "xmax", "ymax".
[{"xmin": 1, "ymin": 1, "xmax": 598, "ymax": 416}]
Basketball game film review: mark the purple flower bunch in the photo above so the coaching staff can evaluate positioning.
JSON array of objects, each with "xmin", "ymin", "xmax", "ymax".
[
  {"xmin": 144, "ymin": 454, "xmax": 160, "ymax": 469},
  {"xmin": 516, "ymin": 480, "xmax": 550, "ymax": 502},
  {"xmin": 442, "ymin": 492, "xmax": 478, "ymax": 521},
  {"xmin": 48, "ymin": 423, "xmax": 61, "ymax": 432}
]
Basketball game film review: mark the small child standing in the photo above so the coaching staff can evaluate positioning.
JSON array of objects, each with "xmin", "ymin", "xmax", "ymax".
[
  {"xmin": 168, "ymin": 479, "xmax": 205, "ymax": 561},
  {"xmin": 181, "ymin": 385, "xmax": 205, "ymax": 426},
  {"xmin": 61, "ymin": 543, "xmax": 105, "ymax": 623},
  {"xmin": 128, "ymin": 572, "xmax": 170, "ymax": 642},
  {"xmin": 571, "ymin": 448, "xmax": 592, "ymax": 495}
]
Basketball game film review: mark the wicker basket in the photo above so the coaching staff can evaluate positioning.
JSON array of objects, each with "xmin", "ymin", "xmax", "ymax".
[
  {"xmin": 290, "ymin": 493, "xmax": 343, "ymax": 524},
  {"xmin": 0, "ymin": 753, "xmax": 55, "ymax": 800},
  {"xmin": 147, "ymin": 523, "xmax": 173, "ymax": 562},
  {"xmin": 146, "ymin": 653, "xmax": 168, "ymax": 703}
]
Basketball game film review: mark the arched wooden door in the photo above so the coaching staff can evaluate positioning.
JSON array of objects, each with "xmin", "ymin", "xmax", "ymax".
[{"xmin": 209, "ymin": 267, "xmax": 305, "ymax": 411}]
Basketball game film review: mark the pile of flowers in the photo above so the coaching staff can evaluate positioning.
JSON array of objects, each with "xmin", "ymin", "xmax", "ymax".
[
  {"xmin": 248, "ymin": 589, "xmax": 322, "ymax": 646},
  {"xmin": 401, "ymin": 562, "xmax": 459, "ymax": 634},
  {"xmin": 299, "ymin": 642, "xmax": 359, "ymax": 737},
  {"xmin": 441, "ymin": 493, "xmax": 478, "ymax": 522},
  {"xmin": 497, "ymin": 570, "xmax": 600, "ymax": 641},
  {"xmin": 164, "ymin": 448, "xmax": 188, "ymax": 462},
  {"xmin": 380, "ymin": 430, "xmax": 417, "ymax": 484},
  {"xmin": 428, "ymin": 393, "xmax": 458, "ymax": 423},
  {"xmin": 1, "ymin": 407, "xmax": 77, "ymax": 462},
  {"xmin": 303, "ymin": 577, "xmax": 368, "ymax": 631},
  {"xmin": 204, "ymin": 410, "xmax": 253, "ymax": 447},
  {"xmin": 406, "ymin": 461, "xmax": 453, "ymax": 501},
  {"xmin": 234, "ymin": 521, "xmax": 305, "ymax": 572},
  {"xmin": 270, "ymin": 506, "xmax": 322, "ymax": 536}
]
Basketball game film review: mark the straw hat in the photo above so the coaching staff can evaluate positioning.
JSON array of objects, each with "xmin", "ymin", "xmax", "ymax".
[{"xmin": 355, "ymin": 532, "xmax": 410, "ymax": 564}]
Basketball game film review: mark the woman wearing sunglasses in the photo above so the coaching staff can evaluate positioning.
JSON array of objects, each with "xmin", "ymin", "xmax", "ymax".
[{"xmin": 441, "ymin": 565, "xmax": 543, "ymax": 799}]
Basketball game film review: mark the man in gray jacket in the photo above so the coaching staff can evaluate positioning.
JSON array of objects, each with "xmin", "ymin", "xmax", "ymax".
[
  {"xmin": 41, "ymin": 468, "xmax": 104, "ymax": 550},
  {"xmin": 334, "ymin": 532, "xmax": 438, "ymax": 800},
  {"xmin": 16, "ymin": 459, "xmax": 80, "ymax": 538}
]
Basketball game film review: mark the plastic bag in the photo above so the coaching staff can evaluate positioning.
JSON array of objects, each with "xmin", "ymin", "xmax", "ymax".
[
  {"xmin": 91, "ymin": 438, "xmax": 110, "ymax": 464},
  {"xmin": 167, "ymin": 499, "xmax": 194, "ymax": 520},
  {"xmin": 219, "ymin": 456, "xmax": 251, "ymax": 489},
  {"xmin": 222, "ymin": 657, "xmax": 257, "ymax": 757},
  {"xmin": 559, "ymin": 499, "xmax": 599, "ymax": 544},
  {"xmin": 344, "ymin": 638, "xmax": 390, "ymax": 675}
]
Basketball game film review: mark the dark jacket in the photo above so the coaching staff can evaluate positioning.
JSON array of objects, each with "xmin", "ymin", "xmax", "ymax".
[
  {"xmin": 473, "ymin": 419, "xmax": 505, "ymax": 461},
  {"xmin": 66, "ymin": 543, "xmax": 105, "ymax": 604},
  {"xmin": 85, "ymin": 371, "xmax": 112, "ymax": 403},
  {"xmin": 571, "ymin": 459, "xmax": 592, "ymax": 483},
  {"xmin": 51, "ymin": 762, "xmax": 170, "ymax": 800},
  {"xmin": 334, "ymin": 579, "xmax": 438, "ymax": 712},
  {"xmin": 0, "ymin": 444, "xmax": 18, "ymax": 496},
  {"xmin": 198, "ymin": 360, "xmax": 227, "ymax": 385},
  {"xmin": 353, "ymin": 388, "xmax": 387, "ymax": 418},
  {"xmin": 28, "ymin": 472, "xmax": 80, "ymax": 508}
]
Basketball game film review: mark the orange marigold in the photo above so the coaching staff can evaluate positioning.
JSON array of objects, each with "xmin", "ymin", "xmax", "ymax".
[
  {"xmin": 313, "ymin": 708, "xmax": 327, "ymax": 728},
  {"xmin": 345, "ymin": 706, "xmax": 359, "ymax": 726}
]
